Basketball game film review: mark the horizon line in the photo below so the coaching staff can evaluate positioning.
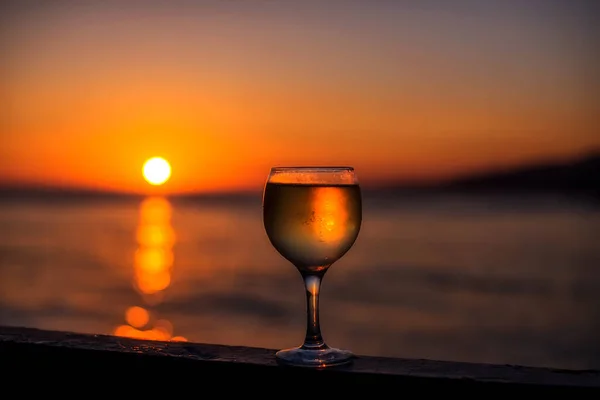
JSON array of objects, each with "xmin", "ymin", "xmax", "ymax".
[{"xmin": 0, "ymin": 149, "xmax": 597, "ymax": 198}]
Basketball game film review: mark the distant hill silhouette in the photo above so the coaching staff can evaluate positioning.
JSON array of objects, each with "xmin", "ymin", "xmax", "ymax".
[
  {"xmin": 440, "ymin": 151, "xmax": 600, "ymax": 196},
  {"xmin": 0, "ymin": 185, "xmax": 142, "ymax": 203},
  {"xmin": 376, "ymin": 151, "xmax": 600, "ymax": 198},
  {"xmin": 0, "ymin": 184, "xmax": 258, "ymax": 204}
]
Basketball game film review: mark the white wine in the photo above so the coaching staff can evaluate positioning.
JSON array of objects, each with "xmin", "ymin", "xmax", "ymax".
[
  {"xmin": 263, "ymin": 167, "xmax": 360, "ymax": 367},
  {"xmin": 263, "ymin": 182, "xmax": 362, "ymax": 273}
]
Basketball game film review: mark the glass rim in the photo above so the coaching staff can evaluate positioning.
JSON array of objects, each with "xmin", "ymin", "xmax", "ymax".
[{"xmin": 270, "ymin": 166, "xmax": 355, "ymax": 173}]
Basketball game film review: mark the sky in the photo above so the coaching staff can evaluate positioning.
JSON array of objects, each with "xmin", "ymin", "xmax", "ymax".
[{"xmin": 1, "ymin": 0, "xmax": 598, "ymax": 194}]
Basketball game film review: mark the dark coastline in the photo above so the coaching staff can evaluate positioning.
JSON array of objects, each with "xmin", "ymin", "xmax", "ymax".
[{"xmin": 0, "ymin": 152, "xmax": 598, "ymax": 204}]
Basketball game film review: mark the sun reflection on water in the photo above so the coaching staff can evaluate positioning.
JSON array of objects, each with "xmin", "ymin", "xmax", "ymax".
[{"xmin": 114, "ymin": 196, "xmax": 187, "ymax": 342}]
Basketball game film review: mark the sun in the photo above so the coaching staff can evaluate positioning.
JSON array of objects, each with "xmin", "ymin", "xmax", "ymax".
[{"xmin": 143, "ymin": 157, "xmax": 172, "ymax": 186}]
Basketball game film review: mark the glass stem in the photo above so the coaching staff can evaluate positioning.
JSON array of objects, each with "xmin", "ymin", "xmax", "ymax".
[{"xmin": 301, "ymin": 272, "xmax": 327, "ymax": 350}]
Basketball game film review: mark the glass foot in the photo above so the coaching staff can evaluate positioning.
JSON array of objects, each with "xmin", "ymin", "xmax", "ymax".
[{"xmin": 275, "ymin": 346, "xmax": 355, "ymax": 368}]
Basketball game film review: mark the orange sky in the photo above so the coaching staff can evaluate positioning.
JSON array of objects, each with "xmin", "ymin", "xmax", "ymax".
[{"xmin": 1, "ymin": 1, "xmax": 598, "ymax": 194}]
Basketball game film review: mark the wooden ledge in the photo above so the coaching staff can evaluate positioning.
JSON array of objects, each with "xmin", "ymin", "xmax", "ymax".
[{"xmin": 1, "ymin": 325, "xmax": 598, "ymax": 393}]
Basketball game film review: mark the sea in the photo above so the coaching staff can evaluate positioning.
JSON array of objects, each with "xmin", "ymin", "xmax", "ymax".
[{"xmin": 0, "ymin": 191, "xmax": 598, "ymax": 370}]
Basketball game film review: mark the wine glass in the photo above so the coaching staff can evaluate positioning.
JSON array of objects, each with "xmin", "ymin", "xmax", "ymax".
[{"xmin": 262, "ymin": 166, "xmax": 362, "ymax": 367}]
